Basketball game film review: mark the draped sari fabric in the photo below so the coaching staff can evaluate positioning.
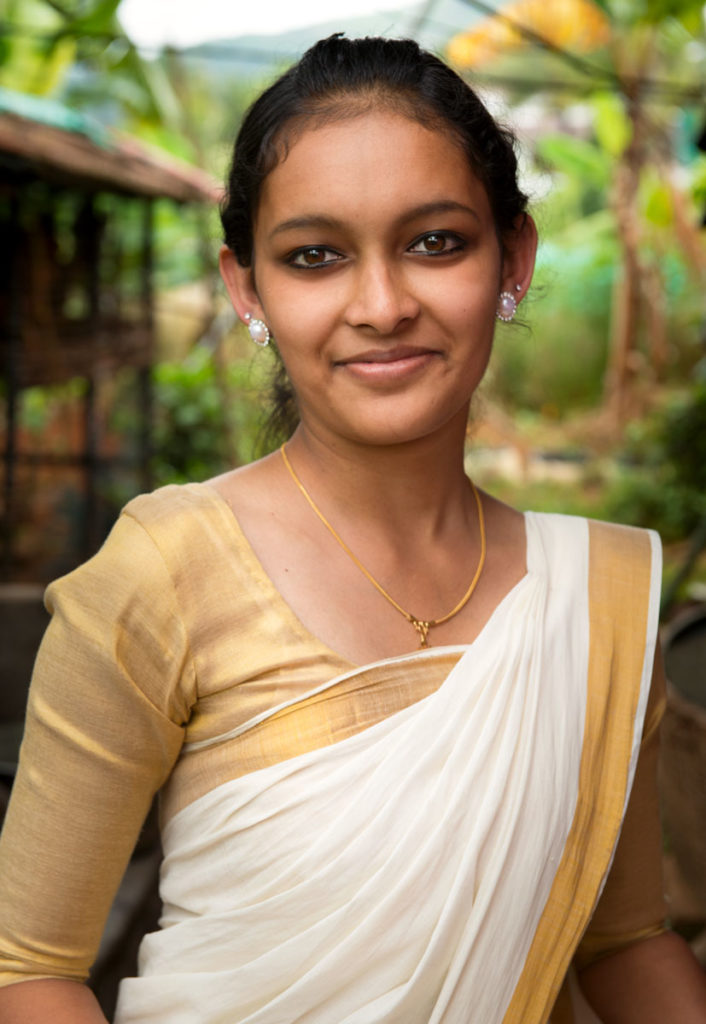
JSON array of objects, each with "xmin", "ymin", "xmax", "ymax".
[{"xmin": 114, "ymin": 514, "xmax": 659, "ymax": 1024}]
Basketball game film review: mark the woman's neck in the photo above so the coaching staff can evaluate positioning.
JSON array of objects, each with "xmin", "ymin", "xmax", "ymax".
[{"xmin": 283, "ymin": 423, "xmax": 475, "ymax": 551}]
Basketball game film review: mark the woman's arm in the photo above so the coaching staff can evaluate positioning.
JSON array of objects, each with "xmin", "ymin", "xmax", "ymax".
[
  {"xmin": 0, "ymin": 511, "xmax": 189, "ymax": 996},
  {"xmin": 577, "ymin": 646, "xmax": 706, "ymax": 1020},
  {"xmin": 0, "ymin": 979, "xmax": 108, "ymax": 1024},
  {"xmin": 579, "ymin": 930, "xmax": 706, "ymax": 1022}
]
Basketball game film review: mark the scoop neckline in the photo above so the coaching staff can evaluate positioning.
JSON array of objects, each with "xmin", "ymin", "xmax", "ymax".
[{"xmin": 189, "ymin": 481, "xmax": 537, "ymax": 671}]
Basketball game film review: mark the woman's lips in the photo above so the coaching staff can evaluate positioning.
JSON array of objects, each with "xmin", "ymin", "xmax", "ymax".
[{"xmin": 335, "ymin": 346, "xmax": 438, "ymax": 382}]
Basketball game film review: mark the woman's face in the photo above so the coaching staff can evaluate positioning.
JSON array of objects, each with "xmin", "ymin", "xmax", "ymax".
[{"xmin": 222, "ymin": 108, "xmax": 535, "ymax": 450}]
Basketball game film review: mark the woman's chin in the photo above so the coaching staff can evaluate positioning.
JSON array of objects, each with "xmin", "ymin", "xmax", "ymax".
[{"xmin": 298, "ymin": 401, "xmax": 470, "ymax": 452}]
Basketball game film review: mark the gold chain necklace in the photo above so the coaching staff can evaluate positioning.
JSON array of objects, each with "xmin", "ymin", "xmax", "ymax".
[{"xmin": 280, "ymin": 443, "xmax": 486, "ymax": 648}]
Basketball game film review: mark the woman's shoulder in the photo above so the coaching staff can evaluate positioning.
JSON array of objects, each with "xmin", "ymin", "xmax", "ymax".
[
  {"xmin": 205, "ymin": 451, "xmax": 283, "ymax": 522},
  {"xmin": 520, "ymin": 510, "xmax": 661, "ymax": 607},
  {"xmin": 526, "ymin": 508, "xmax": 660, "ymax": 552},
  {"xmin": 44, "ymin": 480, "xmax": 242, "ymax": 614},
  {"xmin": 122, "ymin": 479, "xmax": 227, "ymax": 532},
  {"xmin": 119, "ymin": 474, "xmax": 263, "ymax": 562}
]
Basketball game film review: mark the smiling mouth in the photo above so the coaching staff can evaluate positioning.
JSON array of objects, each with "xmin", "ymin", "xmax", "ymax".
[
  {"xmin": 336, "ymin": 346, "xmax": 437, "ymax": 365},
  {"xmin": 333, "ymin": 346, "xmax": 440, "ymax": 384}
]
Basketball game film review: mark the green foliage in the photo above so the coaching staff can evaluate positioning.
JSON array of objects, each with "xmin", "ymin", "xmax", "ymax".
[
  {"xmin": 516, "ymin": 0, "xmax": 705, "ymax": 423},
  {"xmin": 150, "ymin": 344, "xmax": 270, "ymax": 485},
  {"xmin": 534, "ymin": 134, "xmax": 611, "ymax": 189},
  {"xmin": 152, "ymin": 200, "xmax": 216, "ymax": 290},
  {"xmin": 16, "ymin": 379, "xmax": 85, "ymax": 437},
  {"xmin": 638, "ymin": 167, "xmax": 674, "ymax": 226},
  {"xmin": 469, "ymin": 470, "xmax": 606, "ymax": 521},
  {"xmin": 488, "ymin": 214, "xmax": 617, "ymax": 413},
  {"xmin": 691, "ymin": 155, "xmax": 706, "ymax": 210},
  {"xmin": 0, "ymin": 0, "xmax": 76, "ymax": 94},
  {"xmin": 659, "ymin": 385, "xmax": 706, "ymax": 494},
  {"xmin": 489, "ymin": 186, "xmax": 701, "ymax": 416},
  {"xmin": 604, "ymin": 384, "xmax": 706, "ymax": 540},
  {"xmin": 606, "ymin": 474, "xmax": 703, "ymax": 540},
  {"xmin": 640, "ymin": 0, "xmax": 705, "ymax": 26},
  {"xmin": 594, "ymin": 0, "xmax": 706, "ymax": 28},
  {"xmin": 592, "ymin": 92, "xmax": 632, "ymax": 157},
  {"xmin": 0, "ymin": 0, "xmax": 183, "ymax": 137}
]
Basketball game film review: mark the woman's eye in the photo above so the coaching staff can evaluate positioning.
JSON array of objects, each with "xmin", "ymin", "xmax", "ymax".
[
  {"xmin": 409, "ymin": 232, "xmax": 464, "ymax": 256},
  {"xmin": 288, "ymin": 247, "xmax": 342, "ymax": 269}
]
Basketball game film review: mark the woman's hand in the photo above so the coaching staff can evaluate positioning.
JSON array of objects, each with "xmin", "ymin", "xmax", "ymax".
[
  {"xmin": 579, "ymin": 930, "xmax": 706, "ymax": 1023},
  {"xmin": 0, "ymin": 978, "xmax": 108, "ymax": 1023}
]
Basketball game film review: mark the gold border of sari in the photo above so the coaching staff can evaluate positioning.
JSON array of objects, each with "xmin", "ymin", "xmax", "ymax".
[{"xmin": 503, "ymin": 520, "xmax": 656, "ymax": 1024}]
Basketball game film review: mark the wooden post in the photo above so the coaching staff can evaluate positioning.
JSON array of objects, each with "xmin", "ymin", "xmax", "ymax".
[
  {"xmin": 1, "ymin": 195, "xmax": 22, "ymax": 581},
  {"xmin": 139, "ymin": 199, "xmax": 154, "ymax": 494},
  {"xmin": 603, "ymin": 90, "xmax": 645, "ymax": 423},
  {"xmin": 82, "ymin": 196, "xmax": 101, "ymax": 559}
]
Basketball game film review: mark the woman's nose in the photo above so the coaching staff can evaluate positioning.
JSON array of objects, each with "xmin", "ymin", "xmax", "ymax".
[{"xmin": 345, "ymin": 260, "xmax": 420, "ymax": 334}]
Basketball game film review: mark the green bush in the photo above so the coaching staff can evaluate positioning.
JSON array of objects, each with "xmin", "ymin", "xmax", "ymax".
[
  {"xmin": 604, "ymin": 383, "xmax": 706, "ymax": 541},
  {"xmin": 152, "ymin": 344, "xmax": 270, "ymax": 485},
  {"xmin": 606, "ymin": 475, "xmax": 703, "ymax": 541},
  {"xmin": 488, "ymin": 219, "xmax": 616, "ymax": 413}
]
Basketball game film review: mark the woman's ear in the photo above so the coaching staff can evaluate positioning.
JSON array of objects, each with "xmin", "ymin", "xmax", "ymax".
[
  {"xmin": 219, "ymin": 245, "xmax": 264, "ymax": 321},
  {"xmin": 500, "ymin": 214, "xmax": 538, "ymax": 302}
]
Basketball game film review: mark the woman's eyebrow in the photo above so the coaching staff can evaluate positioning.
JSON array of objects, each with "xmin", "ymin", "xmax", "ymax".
[
  {"xmin": 401, "ymin": 199, "xmax": 481, "ymax": 225},
  {"xmin": 268, "ymin": 214, "xmax": 342, "ymax": 239},
  {"xmin": 268, "ymin": 200, "xmax": 481, "ymax": 241}
]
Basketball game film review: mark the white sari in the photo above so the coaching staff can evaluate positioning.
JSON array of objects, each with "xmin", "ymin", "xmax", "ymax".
[{"xmin": 115, "ymin": 514, "xmax": 660, "ymax": 1024}]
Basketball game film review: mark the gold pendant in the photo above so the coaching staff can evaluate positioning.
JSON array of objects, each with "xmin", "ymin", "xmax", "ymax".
[{"xmin": 411, "ymin": 619, "xmax": 431, "ymax": 648}]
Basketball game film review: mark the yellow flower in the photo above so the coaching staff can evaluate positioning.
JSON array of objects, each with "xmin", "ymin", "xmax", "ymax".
[{"xmin": 446, "ymin": 0, "xmax": 611, "ymax": 68}]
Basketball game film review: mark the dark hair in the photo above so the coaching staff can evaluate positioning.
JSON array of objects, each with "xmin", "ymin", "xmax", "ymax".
[{"xmin": 220, "ymin": 34, "xmax": 529, "ymax": 445}]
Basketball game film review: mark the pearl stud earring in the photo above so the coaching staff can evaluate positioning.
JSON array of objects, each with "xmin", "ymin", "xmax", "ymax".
[
  {"xmin": 243, "ymin": 312, "xmax": 270, "ymax": 347},
  {"xmin": 496, "ymin": 291, "xmax": 518, "ymax": 322}
]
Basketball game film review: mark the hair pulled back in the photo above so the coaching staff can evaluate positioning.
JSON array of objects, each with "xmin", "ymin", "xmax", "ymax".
[
  {"xmin": 220, "ymin": 35, "xmax": 529, "ymax": 445},
  {"xmin": 221, "ymin": 34, "xmax": 528, "ymax": 267}
]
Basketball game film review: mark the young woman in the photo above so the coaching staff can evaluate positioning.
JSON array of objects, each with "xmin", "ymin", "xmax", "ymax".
[{"xmin": 0, "ymin": 34, "xmax": 705, "ymax": 1024}]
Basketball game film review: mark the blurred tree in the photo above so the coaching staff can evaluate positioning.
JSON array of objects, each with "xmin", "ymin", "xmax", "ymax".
[
  {"xmin": 592, "ymin": 0, "xmax": 705, "ymax": 418},
  {"xmin": 449, "ymin": 0, "xmax": 706, "ymax": 420},
  {"xmin": 0, "ymin": 0, "xmax": 190, "ymax": 155}
]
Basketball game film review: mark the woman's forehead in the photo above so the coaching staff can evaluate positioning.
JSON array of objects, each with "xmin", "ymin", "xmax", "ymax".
[{"xmin": 255, "ymin": 109, "xmax": 491, "ymax": 234}]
